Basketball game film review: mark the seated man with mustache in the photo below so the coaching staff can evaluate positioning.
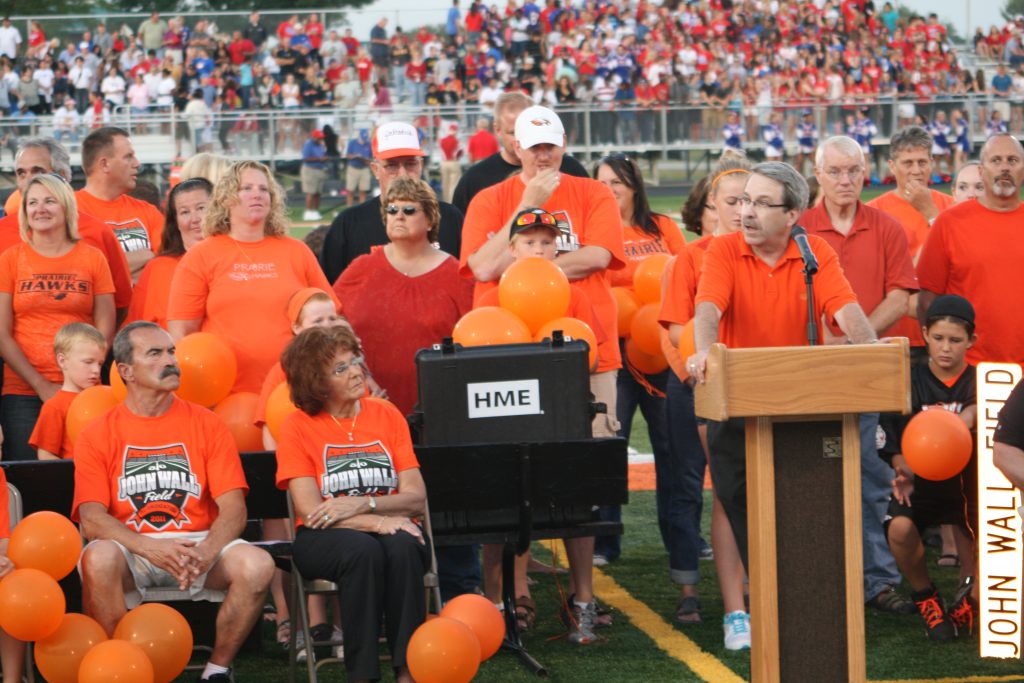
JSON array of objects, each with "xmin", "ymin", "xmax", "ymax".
[{"xmin": 71, "ymin": 321, "xmax": 275, "ymax": 683}]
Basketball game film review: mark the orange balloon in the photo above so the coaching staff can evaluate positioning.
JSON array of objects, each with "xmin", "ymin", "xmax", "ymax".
[
  {"xmin": 109, "ymin": 368, "xmax": 127, "ymax": 401},
  {"xmin": 8, "ymin": 511, "xmax": 81, "ymax": 580},
  {"xmin": 633, "ymin": 254, "xmax": 671, "ymax": 304},
  {"xmin": 0, "ymin": 568, "xmax": 66, "ymax": 641},
  {"xmin": 175, "ymin": 332, "xmax": 238, "ymax": 407},
  {"xmin": 677, "ymin": 319, "xmax": 696, "ymax": 361},
  {"xmin": 630, "ymin": 303, "xmax": 662, "ymax": 356},
  {"xmin": 534, "ymin": 317, "xmax": 598, "ymax": 367},
  {"xmin": 452, "ymin": 307, "xmax": 531, "ymax": 347},
  {"xmin": 114, "ymin": 603, "xmax": 193, "ymax": 683},
  {"xmin": 265, "ymin": 381, "xmax": 298, "ymax": 440},
  {"xmin": 78, "ymin": 639, "xmax": 154, "ymax": 683},
  {"xmin": 612, "ymin": 287, "xmax": 641, "ymax": 338},
  {"xmin": 626, "ymin": 339, "xmax": 669, "ymax": 375},
  {"xmin": 214, "ymin": 392, "xmax": 263, "ymax": 452},
  {"xmin": 66, "ymin": 385, "xmax": 120, "ymax": 445},
  {"xmin": 901, "ymin": 408, "xmax": 973, "ymax": 481},
  {"xmin": 498, "ymin": 257, "xmax": 571, "ymax": 333},
  {"xmin": 407, "ymin": 616, "xmax": 480, "ymax": 683},
  {"xmin": 440, "ymin": 594, "xmax": 506, "ymax": 662},
  {"xmin": 34, "ymin": 613, "xmax": 108, "ymax": 683}
]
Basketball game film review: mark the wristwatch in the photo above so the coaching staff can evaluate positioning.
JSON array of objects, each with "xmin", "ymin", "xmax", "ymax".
[{"xmin": 367, "ymin": 496, "xmax": 377, "ymax": 512}]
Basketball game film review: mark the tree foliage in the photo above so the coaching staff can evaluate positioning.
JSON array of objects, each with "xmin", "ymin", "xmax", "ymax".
[{"xmin": 1004, "ymin": 0, "xmax": 1024, "ymax": 23}]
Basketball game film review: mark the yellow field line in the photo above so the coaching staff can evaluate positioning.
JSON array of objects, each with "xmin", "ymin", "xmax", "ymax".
[{"xmin": 550, "ymin": 544, "xmax": 745, "ymax": 683}]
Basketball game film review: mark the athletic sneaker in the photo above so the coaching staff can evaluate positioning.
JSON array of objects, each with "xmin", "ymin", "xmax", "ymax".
[
  {"xmin": 199, "ymin": 672, "xmax": 232, "ymax": 682},
  {"xmin": 912, "ymin": 587, "xmax": 957, "ymax": 643},
  {"xmin": 302, "ymin": 210, "xmax": 323, "ymax": 222},
  {"xmin": 592, "ymin": 554, "xmax": 609, "ymax": 567},
  {"xmin": 866, "ymin": 586, "xmax": 916, "ymax": 615},
  {"xmin": 723, "ymin": 611, "xmax": 751, "ymax": 651},
  {"xmin": 949, "ymin": 577, "xmax": 977, "ymax": 636},
  {"xmin": 566, "ymin": 602, "xmax": 599, "ymax": 645},
  {"xmin": 699, "ymin": 537, "xmax": 714, "ymax": 561}
]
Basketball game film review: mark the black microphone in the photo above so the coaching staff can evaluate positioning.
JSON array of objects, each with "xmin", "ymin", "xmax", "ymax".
[{"xmin": 790, "ymin": 225, "xmax": 819, "ymax": 275}]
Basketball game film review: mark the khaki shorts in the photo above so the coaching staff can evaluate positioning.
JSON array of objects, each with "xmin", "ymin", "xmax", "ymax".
[
  {"xmin": 301, "ymin": 165, "xmax": 327, "ymax": 195},
  {"xmin": 346, "ymin": 165, "xmax": 371, "ymax": 192},
  {"xmin": 81, "ymin": 531, "xmax": 248, "ymax": 609},
  {"xmin": 590, "ymin": 370, "xmax": 621, "ymax": 438}
]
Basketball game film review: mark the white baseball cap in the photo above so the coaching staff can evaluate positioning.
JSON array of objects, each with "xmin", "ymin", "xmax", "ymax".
[
  {"xmin": 371, "ymin": 121, "xmax": 426, "ymax": 159},
  {"xmin": 514, "ymin": 106, "xmax": 566, "ymax": 149}
]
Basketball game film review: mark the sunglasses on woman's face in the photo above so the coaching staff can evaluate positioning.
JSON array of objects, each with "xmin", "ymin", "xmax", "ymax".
[
  {"xmin": 386, "ymin": 204, "xmax": 420, "ymax": 216},
  {"xmin": 514, "ymin": 211, "xmax": 556, "ymax": 226}
]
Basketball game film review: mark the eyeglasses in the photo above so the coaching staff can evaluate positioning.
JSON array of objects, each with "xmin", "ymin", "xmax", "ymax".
[
  {"xmin": 331, "ymin": 356, "xmax": 365, "ymax": 376},
  {"xmin": 820, "ymin": 166, "xmax": 864, "ymax": 181},
  {"xmin": 514, "ymin": 210, "xmax": 556, "ymax": 226},
  {"xmin": 386, "ymin": 204, "xmax": 420, "ymax": 216},
  {"xmin": 738, "ymin": 196, "xmax": 788, "ymax": 210}
]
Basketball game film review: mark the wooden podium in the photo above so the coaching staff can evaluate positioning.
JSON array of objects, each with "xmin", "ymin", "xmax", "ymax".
[{"xmin": 695, "ymin": 341, "xmax": 911, "ymax": 683}]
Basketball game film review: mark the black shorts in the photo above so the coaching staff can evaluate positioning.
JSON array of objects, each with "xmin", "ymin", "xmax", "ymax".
[{"xmin": 884, "ymin": 493, "xmax": 967, "ymax": 534}]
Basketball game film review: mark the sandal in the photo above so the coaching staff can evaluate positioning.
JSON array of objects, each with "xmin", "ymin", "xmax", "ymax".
[
  {"xmin": 675, "ymin": 596, "xmax": 702, "ymax": 624},
  {"xmin": 276, "ymin": 619, "xmax": 291, "ymax": 648},
  {"xmin": 514, "ymin": 596, "xmax": 537, "ymax": 632},
  {"xmin": 937, "ymin": 553, "xmax": 960, "ymax": 567}
]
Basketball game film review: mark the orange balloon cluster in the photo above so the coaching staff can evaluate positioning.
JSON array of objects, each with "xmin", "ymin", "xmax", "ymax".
[
  {"xmin": 214, "ymin": 392, "xmax": 263, "ymax": 452},
  {"xmin": 265, "ymin": 381, "xmax": 299, "ymax": 440},
  {"xmin": 453, "ymin": 307, "xmax": 531, "ymax": 347},
  {"xmin": 109, "ymin": 368, "xmax": 128, "ymax": 401},
  {"xmin": 407, "ymin": 616, "xmax": 481, "ymax": 683},
  {"xmin": 630, "ymin": 303, "xmax": 663, "ymax": 356},
  {"xmin": 176, "ymin": 332, "xmax": 238, "ymax": 407},
  {"xmin": 34, "ymin": 613, "xmax": 108, "ymax": 683},
  {"xmin": 633, "ymin": 254, "xmax": 670, "ymax": 304},
  {"xmin": 498, "ymin": 257, "xmax": 571, "ymax": 333},
  {"xmin": 78, "ymin": 639, "xmax": 154, "ymax": 683},
  {"xmin": 440, "ymin": 594, "xmax": 506, "ymax": 661},
  {"xmin": 901, "ymin": 408, "xmax": 973, "ymax": 481},
  {"xmin": 114, "ymin": 604, "xmax": 193, "ymax": 683},
  {"xmin": 66, "ymin": 385, "xmax": 120, "ymax": 444},
  {"xmin": 615, "ymin": 256, "xmax": 676, "ymax": 375},
  {"xmin": 534, "ymin": 317, "xmax": 598, "ymax": 367},
  {"xmin": 612, "ymin": 287, "xmax": 642, "ymax": 338},
  {"xmin": 0, "ymin": 568, "xmax": 66, "ymax": 641},
  {"xmin": 7, "ymin": 511, "xmax": 81, "ymax": 580}
]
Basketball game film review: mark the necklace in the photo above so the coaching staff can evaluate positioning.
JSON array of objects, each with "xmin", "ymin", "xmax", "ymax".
[{"xmin": 329, "ymin": 402, "xmax": 360, "ymax": 441}]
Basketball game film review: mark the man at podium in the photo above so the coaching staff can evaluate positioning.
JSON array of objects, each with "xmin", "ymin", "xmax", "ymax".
[{"xmin": 685, "ymin": 161, "xmax": 878, "ymax": 645}]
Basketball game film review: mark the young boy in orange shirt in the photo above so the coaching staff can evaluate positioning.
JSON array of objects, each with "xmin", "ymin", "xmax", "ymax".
[{"xmin": 29, "ymin": 322, "xmax": 107, "ymax": 460}]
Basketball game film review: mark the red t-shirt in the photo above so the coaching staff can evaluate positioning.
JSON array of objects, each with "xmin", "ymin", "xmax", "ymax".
[
  {"xmin": 28, "ymin": 389, "xmax": 77, "ymax": 459},
  {"xmin": 167, "ymin": 234, "xmax": 336, "ymax": 393},
  {"xmin": 275, "ymin": 398, "xmax": 420, "ymax": 528},
  {"xmin": 461, "ymin": 173, "xmax": 627, "ymax": 372},
  {"xmin": 72, "ymin": 398, "xmax": 248, "ymax": 532},
  {"xmin": 74, "ymin": 190, "xmax": 165, "ymax": 256},
  {"xmin": 0, "ymin": 211, "xmax": 132, "ymax": 310},
  {"xmin": 917, "ymin": 200, "xmax": 1024, "ymax": 363},
  {"xmin": 467, "ymin": 130, "xmax": 499, "ymax": 162},
  {"xmin": 695, "ymin": 232, "xmax": 858, "ymax": 348},
  {"xmin": 0, "ymin": 242, "xmax": 115, "ymax": 396},
  {"xmin": 334, "ymin": 250, "xmax": 473, "ymax": 416},
  {"xmin": 800, "ymin": 202, "xmax": 918, "ymax": 337},
  {"xmin": 611, "ymin": 215, "xmax": 687, "ymax": 288}
]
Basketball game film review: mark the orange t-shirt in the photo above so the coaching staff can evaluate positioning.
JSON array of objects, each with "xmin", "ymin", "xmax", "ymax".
[
  {"xmin": 71, "ymin": 397, "xmax": 248, "ymax": 532},
  {"xmin": 125, "ymin": 254, "xmax": 181, "ymax": 329},
  {"xmin": 28, "ymin": 389, "xmax": 77, "ymax": 459},
  {"xmin": 275, "ymin": 398, "xmax": 420, "ymax": 528},
  {"xmin": 0, "ymin": 211, "xmax": 133, "ymax": 309},
  {"xmin": 610, "ymin": 214, "xmax": 687, "ymax": 288},
  {"xmin": 866, "ymin": 189, "xmax": 955, "ymax": 257},
  {"xmin": 167, "ymin": 235, "xmax": 336, "ymax": 393},
  {"xmin": 460, "ymin": 173, "xmax": 627, "ymax": 372},
  {"xmin": 475, "ymin": 283, "xmax": 608, "ymax": 346},
  {"xmin": 695, "ymin": 231, "xmax": 858, "ymax": 348},
  {"xmin": 0, "ymin": 242, "xmax": 115, "ymax": 396},
  {"xmin": 0, "ymin": 467, "xmax": 8, "ymax": 538},
  {"xmin": 74, "ymin": 189, "xmax": 164, "ymax": 255},
  {"xmin": 917, "ymin": 200, "xmax": 1024, "ymax": 364}
]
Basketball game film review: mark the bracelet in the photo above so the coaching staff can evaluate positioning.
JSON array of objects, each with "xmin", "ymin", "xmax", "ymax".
[{"xmin": 376, "ymin": 517, "xmax": 387, "ymax": 533}]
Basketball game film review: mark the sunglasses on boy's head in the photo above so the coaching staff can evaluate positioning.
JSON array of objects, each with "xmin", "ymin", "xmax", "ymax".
[
  {"xmin": 514, "ymin": 211, "xmax": 556, "ymax": 227},
  {"xmin": 386, "ymin": 204, "xmax": 420, "ymax": 216}
]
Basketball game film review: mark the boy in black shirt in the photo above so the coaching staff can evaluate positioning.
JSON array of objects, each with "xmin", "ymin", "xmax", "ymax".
[{"xmin": 880, "ymin": 294, "xmax": 978, "ymax": 642}]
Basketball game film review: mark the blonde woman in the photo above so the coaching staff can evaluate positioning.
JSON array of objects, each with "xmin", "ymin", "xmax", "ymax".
[
  {"xmin": 0, "ymin": 174, "xmax": 115, "ymax": 459},
  {"xmin": 167, "ymin": 161, "xmax": 335, "ymax": 393}
]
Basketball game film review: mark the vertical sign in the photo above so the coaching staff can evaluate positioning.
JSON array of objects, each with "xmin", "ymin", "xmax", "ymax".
[{"xmin": 978, "ymin": 362, "xmax": 1024, "ymax": 658}]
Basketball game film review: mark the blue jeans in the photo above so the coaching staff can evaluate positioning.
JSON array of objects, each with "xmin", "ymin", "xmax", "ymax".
[
  {"xmin": 435, "ymin": 545, "xmax": 480, "ymax": 603},
  {"xmin": 860, "ymin": 412, "xmax": 902, "ymax": 600},
  {"xmin": 1, "ymin": 393, "xmax": 43, "ymax": 460}
]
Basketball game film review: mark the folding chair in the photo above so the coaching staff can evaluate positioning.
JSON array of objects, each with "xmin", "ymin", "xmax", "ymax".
[
  {"xmin": 286, "ymin": 493, "xmax": 443, "ymax": 683},
  {"xmin": 5, "ymin": 482, "xmax": 34, "ymax": 683}
]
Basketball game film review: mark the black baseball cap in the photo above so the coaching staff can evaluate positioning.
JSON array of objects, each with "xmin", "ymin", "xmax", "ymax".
[
  {"xmin": 509, "ymin": 208, "xmax": 560, "ymax": 240},
  {"xmin": 925, "ymin": 294, "xmax": 975, "ymax": 327}
]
